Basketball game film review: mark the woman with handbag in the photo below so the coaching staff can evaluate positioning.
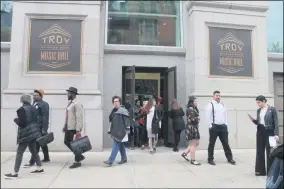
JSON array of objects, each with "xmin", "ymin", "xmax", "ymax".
[
  {"xmin": 4, "ymin": 94, "xmax": 44, "ymax": 179},
  {"xmin": 144, "ymin": 98, "xmax": 163, "ymax": 154},
  {"xmin": 169, "ymin": 99, "xmax": 185, "ymax": 152},
  {"xmin": 248, "ymin": 95, "xmax": 279, "ymax": 176}
]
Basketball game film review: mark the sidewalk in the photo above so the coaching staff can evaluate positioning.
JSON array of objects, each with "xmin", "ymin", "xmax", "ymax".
[{"xmin": 1, "ymin": 148, "xmax": 266, "ymax": 188}]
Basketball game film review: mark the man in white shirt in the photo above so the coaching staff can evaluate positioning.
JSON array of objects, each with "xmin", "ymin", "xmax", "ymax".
[{"xmin": 205, "ymin": 91, "xmax": 236, "ymax": 165}]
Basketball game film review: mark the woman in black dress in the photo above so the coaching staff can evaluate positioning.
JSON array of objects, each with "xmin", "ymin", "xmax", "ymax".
[
  {"xmin": 181, "ymin": 96, "xmax": 201, "ymax": 165},
  {"xmin": 169, "ymin": 99, "xmax": 185, "ymax": 152}
]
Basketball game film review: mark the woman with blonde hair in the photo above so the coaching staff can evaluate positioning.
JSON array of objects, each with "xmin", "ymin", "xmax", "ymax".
[
  {"xmin": 143, "ymin": 98, "xmax": 163, "ymax": 154},
  {"xmin": 169, "ymin": 99, "xmax": 185, "ymax": 152},
  {"xmin": 181, "ymin": 96, "xmax": 201, "ymax": 165}
]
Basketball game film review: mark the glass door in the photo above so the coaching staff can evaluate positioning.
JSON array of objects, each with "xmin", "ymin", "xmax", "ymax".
[
  {"xmin": 124, "ymin": 65, "xmax": 136, "ymax": 149},
  {"xmin": 163, "ymin": 66, "xmax": 177, "ymax": 147}
]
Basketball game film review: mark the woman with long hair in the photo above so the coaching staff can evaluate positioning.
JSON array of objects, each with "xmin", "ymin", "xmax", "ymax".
[
  {"xmin": 248, "ymin": 95, "xmax": 279, "ymax": 176},
  {"xmin": 181, "ymin": 96, "xmax": 201, "ymax": 165},
  {"xmin": 144, "ymin": 98, "xmax": 163, "ymax": 154},
  {"xmin": 169, "ymin": 99, "xmax": 185, "ymax": 152}
]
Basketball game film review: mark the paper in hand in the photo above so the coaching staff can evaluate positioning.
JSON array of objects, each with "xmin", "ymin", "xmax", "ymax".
[{"xmin": 269, "ymin": 136, "xmax": 277, "ymax": 147}]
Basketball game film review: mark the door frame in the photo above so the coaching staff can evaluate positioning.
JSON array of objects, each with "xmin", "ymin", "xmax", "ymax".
[{"xmin": 163, "ymin": 66, "xmax": 177, "ymax": 147}]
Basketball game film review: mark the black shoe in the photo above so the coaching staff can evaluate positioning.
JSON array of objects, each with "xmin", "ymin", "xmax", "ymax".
[
  {"xmin": 4, "ymin": 173, "xmax": 18, "ymax": 179},
  {"xmin": 80, "ymin": 155, "xmax": 85, "ymax": 161},
  {"xmin": 23, "ymin": 163, "xmax": 34, "ymax": 168},
  {"xmin": 191, "ymin": 160, "xmax": 201, "ymax": 166},
  {"xmin": 181, "ymin": 153, "xmax": 190, "ymax": 161},
  {"xmin": 173, "ymin": 147, "xmax": 178, "ymax": 152},
  {"xmin": 208, "ymin": 160, "xmax": 216, "ymax": 165},
  {"xmin": 103, "ymin": 160, "xmax": 113, "ymax": 167},
  {"xmin": 117, "ymin": 160, "xmax": 127, "ymax": 164},
  {"xmin": 41, "ymin": 159, "xmax": 50, "ymax": 163},
  {"xmin": 69, "ymin": 162, "xmax": 81, "ymax": 169},
  {"xmin": 228, "ymin": 159, "xmax": 236, "ymax": 165},
  {"xmin": 255, "ymin": 172, "xmax": 266, "ymax": 176},
  {"xmin": 31, "ymin": 169, "xmax": 44, "ymax": 173},
  {"xmin": 153, "ymin": 148, "xmax": 157, "ymax": 153}
]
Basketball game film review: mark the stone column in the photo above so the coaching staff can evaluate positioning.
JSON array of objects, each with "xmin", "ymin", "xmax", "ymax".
[
  {"xmin": 184, "ymin": 1, "xmax": 272, "ymax": 149},
  {"xmin": 1, "ymin": 1, "xmax": 104, "ymax": 151}
]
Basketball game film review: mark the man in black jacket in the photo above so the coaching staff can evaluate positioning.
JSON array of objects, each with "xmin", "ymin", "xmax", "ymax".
[{"xmin": 24, "ymin": 89, "xmax": 50, "ymax": 168}]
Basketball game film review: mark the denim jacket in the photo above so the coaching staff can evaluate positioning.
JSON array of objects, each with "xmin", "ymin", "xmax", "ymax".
[{"xmin": 252, "ymin": 106, "xmax": 279, "ymax": 136}]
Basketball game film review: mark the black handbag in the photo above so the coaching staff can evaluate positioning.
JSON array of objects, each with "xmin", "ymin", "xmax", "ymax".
[
  {"xmin": 70, "ymin": 136, "xmax": 92, "ymax": 155},
  {"xmin": 36, "ymin": 132, "xmax": 54, "ymax": 147}
]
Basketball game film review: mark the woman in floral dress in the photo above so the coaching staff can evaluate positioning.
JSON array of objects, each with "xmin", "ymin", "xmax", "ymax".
[{"xmin": 181, "ymin": 96, "xmax": 201, "ymax": 165}]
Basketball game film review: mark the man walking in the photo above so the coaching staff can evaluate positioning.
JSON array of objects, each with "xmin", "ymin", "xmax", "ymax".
[
  {"xmin": 24, "ymin": 89, "xmax": 50, "ymax": 168},
  {"xmin": 205, "ymin": 90, "xmax": 236, "ymax": 165},
  {"xmin": 62, "ymin": 87, "xmax": 84, "ymax": 169},
  {"xmin": 104, "ymin": 96, "xmax": 131, "ymax": 167}
]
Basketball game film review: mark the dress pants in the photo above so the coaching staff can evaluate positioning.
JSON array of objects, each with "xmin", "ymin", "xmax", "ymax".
[
  {"xmin": 64, "ymin": 130, "xmax": 84, "ymax": 162},
  {"xmin": 138, "ymin": 125, "xmax": 147, "ymax": 146},
  {"xmin": 255, "ymin": 124, "xmax": 272, "ymax": 175},
  {"xmin": 174, "ymin": 130, "xmax": 182, "ymax": 148},
  {"xmin": 208, "ymin": 124, "xmax": 233, "ymax": 161}
]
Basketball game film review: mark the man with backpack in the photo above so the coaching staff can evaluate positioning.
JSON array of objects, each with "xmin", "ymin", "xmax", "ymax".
[{"xmin": 205, "ymin": 90, "xmax": 236, "ymax": 166}]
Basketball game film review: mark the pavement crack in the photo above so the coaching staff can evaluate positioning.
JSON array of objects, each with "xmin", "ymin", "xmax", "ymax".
[
  {"xmin": 1, "ymin": 156, "xmax": 14, "ymax": 164},
  {"xmin": 46, "ymin": 161, "xmax": 68, "ymax": 188},
  {"xmin": 129, "ymin": 154, "xmax": 139, "ymax": 188}
]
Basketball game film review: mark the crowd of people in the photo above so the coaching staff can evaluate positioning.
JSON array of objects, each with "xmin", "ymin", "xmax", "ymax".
[{"xmin": 4, "ymin": 87, "xmax": 283, "ymax": 189}]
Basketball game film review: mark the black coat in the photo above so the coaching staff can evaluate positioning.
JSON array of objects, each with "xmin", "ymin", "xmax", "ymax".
[
  {"xmin": 169, "ymin": 108, "xmax": 185, "ymax": 131},
  {"xmin": 109, "ymin": 106, "xmax": 131, "ymax": 142},
  {"xmin": 33, "ymin": 99, "xmax": 49, "ymax": 132},
  {"xmin": 14, "ymin": 104, "xmax": 41, "ymax": 144}
]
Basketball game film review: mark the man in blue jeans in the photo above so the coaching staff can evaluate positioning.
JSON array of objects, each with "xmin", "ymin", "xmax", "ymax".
[{"xmin": 104, "ymin": 96, "xmax": 131, "ymax": 167}]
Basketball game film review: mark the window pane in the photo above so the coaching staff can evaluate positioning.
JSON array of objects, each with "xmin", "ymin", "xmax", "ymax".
[
  {"xmin": 267, "ymin": 1, "xmax": 283, "ymax": 53},
  {"xmin": 1, "ymin": 1, "xmax": 13, "ymax": 42},
  {"xmin": 107, "ymin": 1, "xmax": 181, "ymax": 47}
]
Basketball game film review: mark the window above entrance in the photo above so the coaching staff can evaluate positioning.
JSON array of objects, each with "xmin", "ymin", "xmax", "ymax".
[{"xmin": 106, "ymin": 0, "xmax": 182, "ymax": 47}]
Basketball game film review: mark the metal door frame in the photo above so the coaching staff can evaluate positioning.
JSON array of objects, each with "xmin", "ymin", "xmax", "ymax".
[{"xmin": 163, "ymin": 66, "xmax": 177, "ymax": 147}]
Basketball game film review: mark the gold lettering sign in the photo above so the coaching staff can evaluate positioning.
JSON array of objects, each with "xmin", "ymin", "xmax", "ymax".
[
  {"xmin": 209, "ymin": 27, "xmax": 253, "ymax": 78},
  {"xmin": 38, "ymin": 24, "xmax": 71, "ymax": 69},
  {"xmin": 217, "ymin": 33, "xmax": 245, "ymax": 74}
]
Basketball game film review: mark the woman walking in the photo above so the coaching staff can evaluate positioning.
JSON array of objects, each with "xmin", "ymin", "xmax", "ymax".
[
  {"xmin": 144, "ymin": 98, "xmax": 163, "ymax": 154},
  {"xmin": 169, "ymin": 99, "xmax": 185, "ymax": 152},
  {"xmin": 4, "ymin": 94, "xmax": 44, "ymax": 179},
  {"xmin": 181, "ymin": 96, "xmax": 201, "ymax": 165},
  {"xmin": 248, "ymin": 95, "xmax": 279, "ymax": 176}
]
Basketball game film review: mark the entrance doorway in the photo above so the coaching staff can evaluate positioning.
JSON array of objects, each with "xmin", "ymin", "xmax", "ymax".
[{"xmin": 122, "ymin": 66, "xmax": 177, "ymax": 147}]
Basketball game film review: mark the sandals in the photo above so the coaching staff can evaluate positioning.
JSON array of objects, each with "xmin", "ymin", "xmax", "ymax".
[
  {"xmin": 181, "ymin": 153, "xmax": 189, "ymax": 161},
  {"xmin": 191, "ymin": 160, "xmax": 201, "ymax": 166}
]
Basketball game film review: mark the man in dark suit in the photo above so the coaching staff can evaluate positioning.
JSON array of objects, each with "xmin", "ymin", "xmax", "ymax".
[{"xmin": 23, "ymin": 89, "xmax": 50, "ymax": 168}]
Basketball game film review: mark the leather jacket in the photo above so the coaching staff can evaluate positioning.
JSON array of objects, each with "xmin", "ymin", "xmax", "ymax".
[{"xmin": 252, "ymin": 105, "xmax": 279, "ymax": 136}]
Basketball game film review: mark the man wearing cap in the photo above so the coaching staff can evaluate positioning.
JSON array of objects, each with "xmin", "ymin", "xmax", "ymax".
[
  {"xmin": 63, "ymin": 87, "xmax": 85, "ymax": 169},
  {"xmin": 24, "ymin": 89, "xmax": 50, "ymax": 168}
]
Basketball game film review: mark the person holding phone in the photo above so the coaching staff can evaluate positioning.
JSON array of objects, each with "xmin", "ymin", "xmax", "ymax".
[{"xmin": 248, "ymin": 95, "xmax": 279, "ymax": 176}]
